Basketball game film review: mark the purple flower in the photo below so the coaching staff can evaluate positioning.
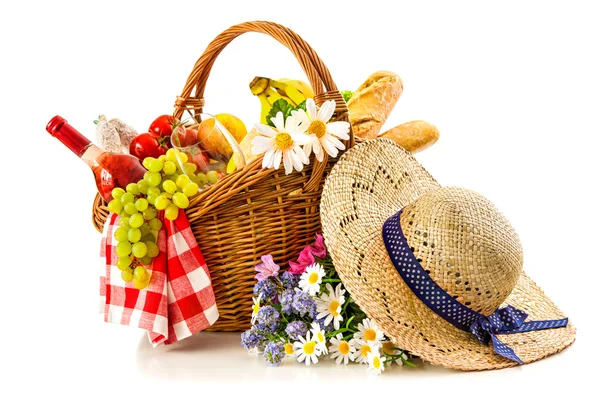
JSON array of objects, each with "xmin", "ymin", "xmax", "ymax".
[
  {"xmin": 280, "ymin": 271, "xmax": 300, "ymax": 289},
  {"xmin": 292, "ymin": 290, "xmax": 317, "ymax": 317},
  {"xmin": 254, "ymin": 255, "xmax": 280, "ymax": 281},
  {"xmin": 264, "ymin": 341, "xmax": 285, "ymax": 366},
  {"xmin": 288, "ymin": 233, "xmax": 327, "ymax": 275},
  {"xmin": 253, "ymin": 278, "xmax": 277, "ymax": 299},
  {"xmin": 310, "ymin": 307, "xmax": 319, "ymax": 321},
  {"xmin": 241, "ymin": 326, "xmax": 264, "ymax": 350},
  {"xmin": 256, "ymin": 305, "xmax": 281, "ymax": 332},
  {"xmin": 279, "ymin": 289, "xmax": 295, "ymax": 315},
  {"xmin": 285, "ymin": 320, "xmax": 308, "ymax": 340},
  {"xmin": 314, "ymin": 317, "xmax": 333, "ymax": 332}
]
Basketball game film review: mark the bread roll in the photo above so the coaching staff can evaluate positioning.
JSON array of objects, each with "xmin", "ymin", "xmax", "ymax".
[
  {"xmin": 380, "ymin": 120, "xmax": 440, "ymax": 153},
  {"xmin": 348, "ymin": 71, "xmax": 403, "ymax": 139}
]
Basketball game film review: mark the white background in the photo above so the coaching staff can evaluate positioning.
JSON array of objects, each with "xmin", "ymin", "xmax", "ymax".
[{"xmin": 1, "ymin": 0, "xmax": 598, "ymax": 398}]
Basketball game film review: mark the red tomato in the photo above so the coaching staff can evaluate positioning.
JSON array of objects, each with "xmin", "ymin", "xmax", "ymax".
[
  {"xmin": 149, "ymin": 115, "xmax": 179, "ymax": 139},
  {"xmin": 129, "ymin": 133, "xmax": 168, "ymax": 160}
]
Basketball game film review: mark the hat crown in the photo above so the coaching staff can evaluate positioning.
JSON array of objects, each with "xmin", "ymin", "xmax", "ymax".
[{"xmin": 399, "ymin": 187, "xmax": 523, "ymax": 316}]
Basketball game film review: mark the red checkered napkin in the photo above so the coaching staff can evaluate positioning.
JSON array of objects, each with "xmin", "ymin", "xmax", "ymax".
[{"xmin": 99, "ymin": 212, "xmax": 218, "ymax": 347}]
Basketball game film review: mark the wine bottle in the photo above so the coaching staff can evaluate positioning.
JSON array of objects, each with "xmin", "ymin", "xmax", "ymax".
[{"xmin": 46, "ymin": 115, "xmax": 146, "ymax": 202}]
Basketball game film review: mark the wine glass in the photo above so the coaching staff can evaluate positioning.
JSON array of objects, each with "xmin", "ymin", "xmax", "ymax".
[{"xmin": 170, "ymin": 113, "xmax": 245, "ymax": 186}]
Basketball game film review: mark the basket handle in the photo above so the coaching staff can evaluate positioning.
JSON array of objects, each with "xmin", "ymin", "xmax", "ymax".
[{"xmin": 173, "ymin": 20, "xmax": 354, "ymax": 192}]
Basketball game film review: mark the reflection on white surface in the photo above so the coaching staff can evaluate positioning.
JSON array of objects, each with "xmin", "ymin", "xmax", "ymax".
[
  {"xmin": 135, "ymin": 331, "xmax": 451, "ymax": 382},
  {"xmin": 133, "ymin": 329, "xmax": 580, "ymax": 387}
]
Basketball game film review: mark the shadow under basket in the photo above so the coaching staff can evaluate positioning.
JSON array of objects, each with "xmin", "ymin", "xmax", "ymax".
[{"xmin": 92, "ymin": 20, "xmax": 354, "ymax": 332}]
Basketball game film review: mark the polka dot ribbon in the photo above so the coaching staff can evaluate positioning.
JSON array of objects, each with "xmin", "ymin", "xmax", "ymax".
[{"xmin": 382, "ymin": 210, "xmax": 569, "ymax": 364}]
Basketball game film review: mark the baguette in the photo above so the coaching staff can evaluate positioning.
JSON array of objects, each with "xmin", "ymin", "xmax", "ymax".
[
  {"xmin": 380, "ymin": 120, "xmax": 439, "ymax": 153},
  {"xmin": 348, "ymin": 71, "xmax": 403, "ymax": 139}
]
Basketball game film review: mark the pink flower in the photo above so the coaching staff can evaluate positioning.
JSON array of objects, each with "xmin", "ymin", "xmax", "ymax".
[
  {"xmin": 288, "ymin": 248, "xmax": 315, "ymax": 275},
  {"xmin": 288, "ymin": 233, "xmax": 327, "ymax": 275},
  {"xmin": 254, "ymin": 255, "xmax": 280, "ymax": 281},
  {"xmin": 311, "ymin": 233, "xmax": 327, "ymax": 258}
]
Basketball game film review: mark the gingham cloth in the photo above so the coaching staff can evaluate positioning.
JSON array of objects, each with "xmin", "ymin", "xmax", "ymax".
[{"xmin": 99, "ymin": 212, "xmax": 219, "ymax": 346}]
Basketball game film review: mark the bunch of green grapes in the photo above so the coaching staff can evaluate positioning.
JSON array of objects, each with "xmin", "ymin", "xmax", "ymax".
[{"xmin": 105, "ymin": 148, "xmax": 207, "ymax": 289}]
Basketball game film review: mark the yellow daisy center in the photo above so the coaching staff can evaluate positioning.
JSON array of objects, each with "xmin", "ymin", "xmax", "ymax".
[
  {"xmin": 328, "ymin": 300, "xmax": 340, "ymax": 316},
  {"xmin": 308, "ymin": 272, "xmax": 319, "ymax": 284},
  {"xmin": 373, "ymin": 356, "xmax": 381, "ymax": 369},
  {"xmin": 308, "ymin": 120, "xmax": 327, "ymax": 138},
  {"xmin": 339, "ymin": 341, "xmax": 350, "ymax": 355},
  {"xmin": 382, "ymin": 341, "xmax": 394, "ymax": 352},
  {"xmin": 317, "ymin": 332, "xmax": 325, "ymax": 343},
  {"xmin": 361, "ymin": 344, "xmax": 372, "ymax": 358},
  {"xmin": 364, "ymin": 328, "xmax": 377, "ymax": 341},
  {"xmin": 284, "ymin": 343, "xmax": 294, "ymax": 355},
  {"xmin": 304, "ymin": 341, "xmax": 317, "ymax": 355},
  {"xmin": 252, "ymin": 303, "xmax": 260, "ymax": 315},
  {"xmin": 274, "ymin": 132, "xmax": 293, "ymax": 150}
]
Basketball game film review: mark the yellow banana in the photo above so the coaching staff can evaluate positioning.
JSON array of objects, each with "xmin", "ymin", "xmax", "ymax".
[
  {"xmin": 257, "ymin": 92, "xmax": 274, "ymax": 125},
  {"xmin": 264, "ymin": 87, "xmax": 294, "ymax": 107},
  {"xmin": 257, "ymin": 88, "xmax": 294, "ymax": 124},
  {"xmin": 269, "ymin": 80, "xmax": 306, "ymax": 106},
  {"xmin": 249, "ymin": 76, "xmax": 314, "ymax": 124},
  {"xmin": 279, "ymin": 78, "xmax": 314, "ymax": 100},
  {"xmin": 250, "ymin": 77, "xmax": 270, "ymax": 95}
]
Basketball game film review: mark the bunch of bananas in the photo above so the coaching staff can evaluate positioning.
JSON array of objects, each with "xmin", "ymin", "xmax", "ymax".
[{"xmin": 249, "ymin": 77, "xmax": 314, "ymax": 124}]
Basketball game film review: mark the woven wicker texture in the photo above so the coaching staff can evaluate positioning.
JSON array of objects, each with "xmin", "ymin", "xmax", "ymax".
[
  {"xmin": 92, "ymin": 21, "xmax": 354, "ymax": 331},
  {"xmin": 320, "ymin": 139, "xmax": 575, "ymax": 370}
]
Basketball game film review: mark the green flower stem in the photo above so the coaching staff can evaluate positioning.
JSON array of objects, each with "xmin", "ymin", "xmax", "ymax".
[
  {"xmin": 321, "ymin": 278, "xmax": 341, "ymax": 283},
  {"xmin": 345, "ymin": 315, "xmax": 355, "ymax": 328},
  {"xmin": 341, "ymin": 298, "xmax": 353, "ymax": 314},
  {"xmin": 343, "ymin": 333, "xmax": 354, "ymax": 341},
  {"xmin": 382, "ymin": 350, "xmax": 416, "ymax": 367},
  {"xmin": 326, "ymin": 327, "xmax": 349, "ymax": 339}
]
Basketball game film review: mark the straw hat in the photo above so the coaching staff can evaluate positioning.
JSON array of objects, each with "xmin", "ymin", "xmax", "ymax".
[{"xmin": 320, "ymin": 139, "xmax": 576, "ymax": 371}]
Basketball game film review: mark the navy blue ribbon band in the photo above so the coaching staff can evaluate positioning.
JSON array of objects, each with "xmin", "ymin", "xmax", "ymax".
[{"xmin": 382, "ymin": 210, "xmax": 568, "ymax": 364}]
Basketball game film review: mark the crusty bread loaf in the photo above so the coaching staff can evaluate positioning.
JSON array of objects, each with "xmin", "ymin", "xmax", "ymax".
[
  {"xmin": 348, "ymin": 71, "xmax": 403, "ymax": 139},
  {"xmin": 380, "ymin": 120, "xmax": 439, "ymax": 153}
]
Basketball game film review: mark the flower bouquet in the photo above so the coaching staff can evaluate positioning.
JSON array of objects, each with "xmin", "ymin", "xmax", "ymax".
[{"xmin": 242, "ymin": 234, "xmax": 416, "ymax": 374}]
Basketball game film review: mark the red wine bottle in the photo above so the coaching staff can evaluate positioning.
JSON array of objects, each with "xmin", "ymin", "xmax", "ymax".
[{"xmin": 46, "ymin": 115, "xmax": 146, "ymax": 202}]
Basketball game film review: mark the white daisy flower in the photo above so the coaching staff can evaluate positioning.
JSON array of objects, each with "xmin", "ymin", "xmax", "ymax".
[
  {"xmin": 350, "ymin": 338, "xmax": 381, "ymax": 364},
  {"xmin": 298, "ymin": 263, "xmax": 326, "ymax": 296},
  {"xmin": 252, "ymin": 111, "xmax": 311, "ymax": 175},
  {"xmin": 251, "ymin": 293, "xmax": 262, "ymax": 325},
  {"xmin": 310, "ymin": 322, "xmax": 328, "ymax": 354},
  {"xmin": 382, "ymin": 340, "xmax": 408, "ymax": 366},
  {"xmin": 354, "ymin": 318, "xmax": 385, "ymax": 343},
  {"xmin": 291, "ymin": 98, "xmax": 350, "ymax": 162},
  {"xmin": 315, "ymin": 283, "xmax": 346, "ymax": 329},
  {"xmin": 283, "ymin": 342, "xmax": 296, "ymax": 358},
  {"xmin": 367, "ymin": 349, "xmax": 386, "ymax": 375},
  {"xmin": 329, "ymin": 333, "xmax": 355, "ymax": 365},
  {"xmin": 293, "ymin": 333, "xmax": 321, "ymax": 366}
]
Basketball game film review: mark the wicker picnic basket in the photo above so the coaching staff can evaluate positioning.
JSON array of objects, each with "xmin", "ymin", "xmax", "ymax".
[{"xmin": 92, "ymin": 21, "xmax": 355, "ymax": 331}]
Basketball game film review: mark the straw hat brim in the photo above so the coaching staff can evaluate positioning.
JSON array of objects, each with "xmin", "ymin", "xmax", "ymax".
[{"xmin": 320, "ymin": 139, "xmax": 576, "ymax": 371}]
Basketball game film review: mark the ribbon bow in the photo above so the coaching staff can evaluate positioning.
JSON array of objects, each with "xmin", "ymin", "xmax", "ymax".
[
  {"xmin": 469, "ymin": 305, "xmax": 529, "ymax": 363},
  {"xmin": 469, "ymin": 305, "xmax": 569, "ymax": 363}
]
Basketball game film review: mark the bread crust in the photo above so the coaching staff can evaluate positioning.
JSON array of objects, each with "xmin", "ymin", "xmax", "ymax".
[
  {"xmin": 380, "ymin": 120, "xmax": 440, "ymax": 153},
  {"xmin": 348, "ymin": 71, "xmax": 403, "ymax": 139}
]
